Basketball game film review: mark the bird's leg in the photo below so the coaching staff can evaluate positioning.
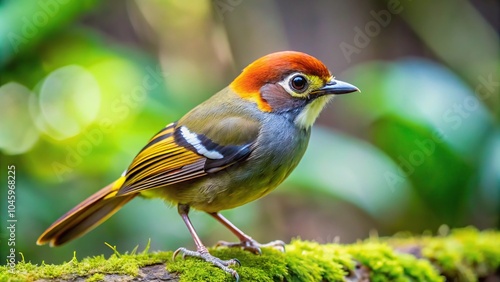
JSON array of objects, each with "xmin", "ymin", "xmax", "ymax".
[
  {"xmin": 173, "ymin": 204, "xmax": 240, "ymax": 281},
  {"xmin": 209, "ymin": 212, "xmax": 285, "ymax": 255}
]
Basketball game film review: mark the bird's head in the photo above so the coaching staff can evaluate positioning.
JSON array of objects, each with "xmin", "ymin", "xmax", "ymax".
[{"xmin": 230, "ymin": 51, "xmax": 359, "ymax": 129}]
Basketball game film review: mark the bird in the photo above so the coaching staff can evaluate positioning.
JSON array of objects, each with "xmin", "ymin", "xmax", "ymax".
[{"xmin": 37, "ymin": 51, "xmax": 359, "ymax": 280}]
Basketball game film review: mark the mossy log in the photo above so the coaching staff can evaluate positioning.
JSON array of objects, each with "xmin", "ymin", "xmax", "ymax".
[{"xmin": 2, "ymin": 227, "xmax": 499, "ymax": 281}]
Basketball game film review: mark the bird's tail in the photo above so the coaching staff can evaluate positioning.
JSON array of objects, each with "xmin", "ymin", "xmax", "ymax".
[{"xmin": 37, "ymin": 177, "xmax": 136, "ymax": 246}]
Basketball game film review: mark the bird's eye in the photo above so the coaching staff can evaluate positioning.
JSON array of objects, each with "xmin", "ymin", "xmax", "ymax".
[{"xmin": 290, "ymin": 75, "xmax": 308, "ymax": 92}]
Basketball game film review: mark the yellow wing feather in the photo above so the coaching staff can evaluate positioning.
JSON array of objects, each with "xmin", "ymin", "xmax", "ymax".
[{"xmin": 117, "ymin": 122, "xmax": 208, "ymax": 195}]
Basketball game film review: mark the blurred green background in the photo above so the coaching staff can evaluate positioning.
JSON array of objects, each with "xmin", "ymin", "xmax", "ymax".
[{"xmin": 0, "ymin": 0, "xmax": 498, "ymax": 265}]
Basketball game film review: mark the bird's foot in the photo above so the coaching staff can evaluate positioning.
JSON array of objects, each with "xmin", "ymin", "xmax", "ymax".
[
  {"xmin": 216, "ymin": 238, "xmax": 286, "ymax": 255},
  {"xmin": 173, "ymin": 247, "xmax": 241, "ymax": 281}
]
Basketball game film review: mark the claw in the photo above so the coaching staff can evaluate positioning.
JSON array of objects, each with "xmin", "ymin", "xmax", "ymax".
[
  {"xmin": 216, "ymin": 238, "xmax": 286, "ymax": 254},
  {"xmin": 172, "ymin": 248, "xmax": 181, "ymax": 261},
  {"xmin": 234, "ymin": 271, "xmax": 240, "ymax": 282},
  {"xmin": 173, "ymin": 247, "xmax": 196, "ymax": 261},
  {"xmin": 265, "ymin": 240, "xmax": 286, "ymax": 252},
  {"xmin": 216, "ymin": 240, "xmax": 261, "ymax": 254},
  {"xmin": 173, "ymin": 247, "xmax": 240, "ymax": 281},
  {"xmin": 243, "ymin": 244, "xmax": 262, "ymax": 255}
]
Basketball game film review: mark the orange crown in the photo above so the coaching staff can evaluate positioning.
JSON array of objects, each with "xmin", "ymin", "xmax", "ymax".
[{"xmin": 230, "ymin": 51, "xmax": 332, "ymax": 112}]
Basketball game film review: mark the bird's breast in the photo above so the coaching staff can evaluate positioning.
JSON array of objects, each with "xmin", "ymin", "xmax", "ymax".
[{"xmin": 195, "ymin": 116, "xmax": 310, "ymax": 211}]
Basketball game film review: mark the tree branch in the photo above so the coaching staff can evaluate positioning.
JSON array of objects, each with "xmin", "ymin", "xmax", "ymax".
[{"xmin": 3, "ymin": 227, "xmax": 499, "ymax": 281}]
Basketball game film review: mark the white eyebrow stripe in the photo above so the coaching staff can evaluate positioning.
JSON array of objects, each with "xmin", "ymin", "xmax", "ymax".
[{"xmin": 179, "ymin": 126, "xmax": 224, "ymax": 159}]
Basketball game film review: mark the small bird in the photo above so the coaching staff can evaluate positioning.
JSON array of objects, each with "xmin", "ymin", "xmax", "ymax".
[{"xmin": 37, "ymin": 51, "xmax": 359, "ymax": 280}]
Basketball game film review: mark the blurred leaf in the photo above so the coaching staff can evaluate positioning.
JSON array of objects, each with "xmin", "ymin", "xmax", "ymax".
[
  {"xmin": 345, "ymin": 59, "xmax": 494, "ymax": 160},
  {"xmin": 478, "ymin": 129, "xmax": 500, "ymax": 223},
  {"xmin": 284, "ymin": 126, "xmax": 411, "ymax": 224},
  {"xmin": 370, "ymin": 115, "xmax": 473, "ymax": 225},
  {"xmin": 343, "ymin": 59, "xmax": 495, "ymax": 225},
  {"xmin": 400, "ymin": 0, "xmax": 499, "ymax": 115},
  {"xmin": 0, "ymin": 0, "xmax": 99, "ymax": 66}
]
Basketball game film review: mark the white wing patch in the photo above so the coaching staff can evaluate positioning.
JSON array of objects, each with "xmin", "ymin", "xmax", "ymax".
[{"xmin": 179, "ymin": 126, "xmax": 224, "ymax": 159}]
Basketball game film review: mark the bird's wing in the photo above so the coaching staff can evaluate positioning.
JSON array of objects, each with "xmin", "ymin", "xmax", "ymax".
[{"xmin": 116, "ymin": 117, "xmax": 260, "ymax": 196}]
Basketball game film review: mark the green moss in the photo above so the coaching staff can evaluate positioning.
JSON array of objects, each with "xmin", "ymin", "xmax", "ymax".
[
  {"xmin": 1, "ymin": 228, "xmax": 498, "ymax": 281},
  {"xmin": 346, "ymin": 242, "xmax": 443, "ymax": 282},
  {"xmin": 167, "ymin": 247, "xmax": 287, "ymax": 282},
  {"xmin": 285, "ymin": 240, "xmax": 352, "ymax": 281},
  {"xmin": 1, "ymin": 250, "xmax": 170, "ymax": 281},
  {"xmin": 419, "ymin": 227, "xmax": 500, "ymax": 281},
  {"xmin": 397, "ymin": 252, "xmax": 445, "ymax": 281}
]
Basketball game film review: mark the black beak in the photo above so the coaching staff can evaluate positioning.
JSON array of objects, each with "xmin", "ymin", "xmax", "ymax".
[{"xmin": 314, "ymin": 79, "xmax": 360, "ymax": 96}]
